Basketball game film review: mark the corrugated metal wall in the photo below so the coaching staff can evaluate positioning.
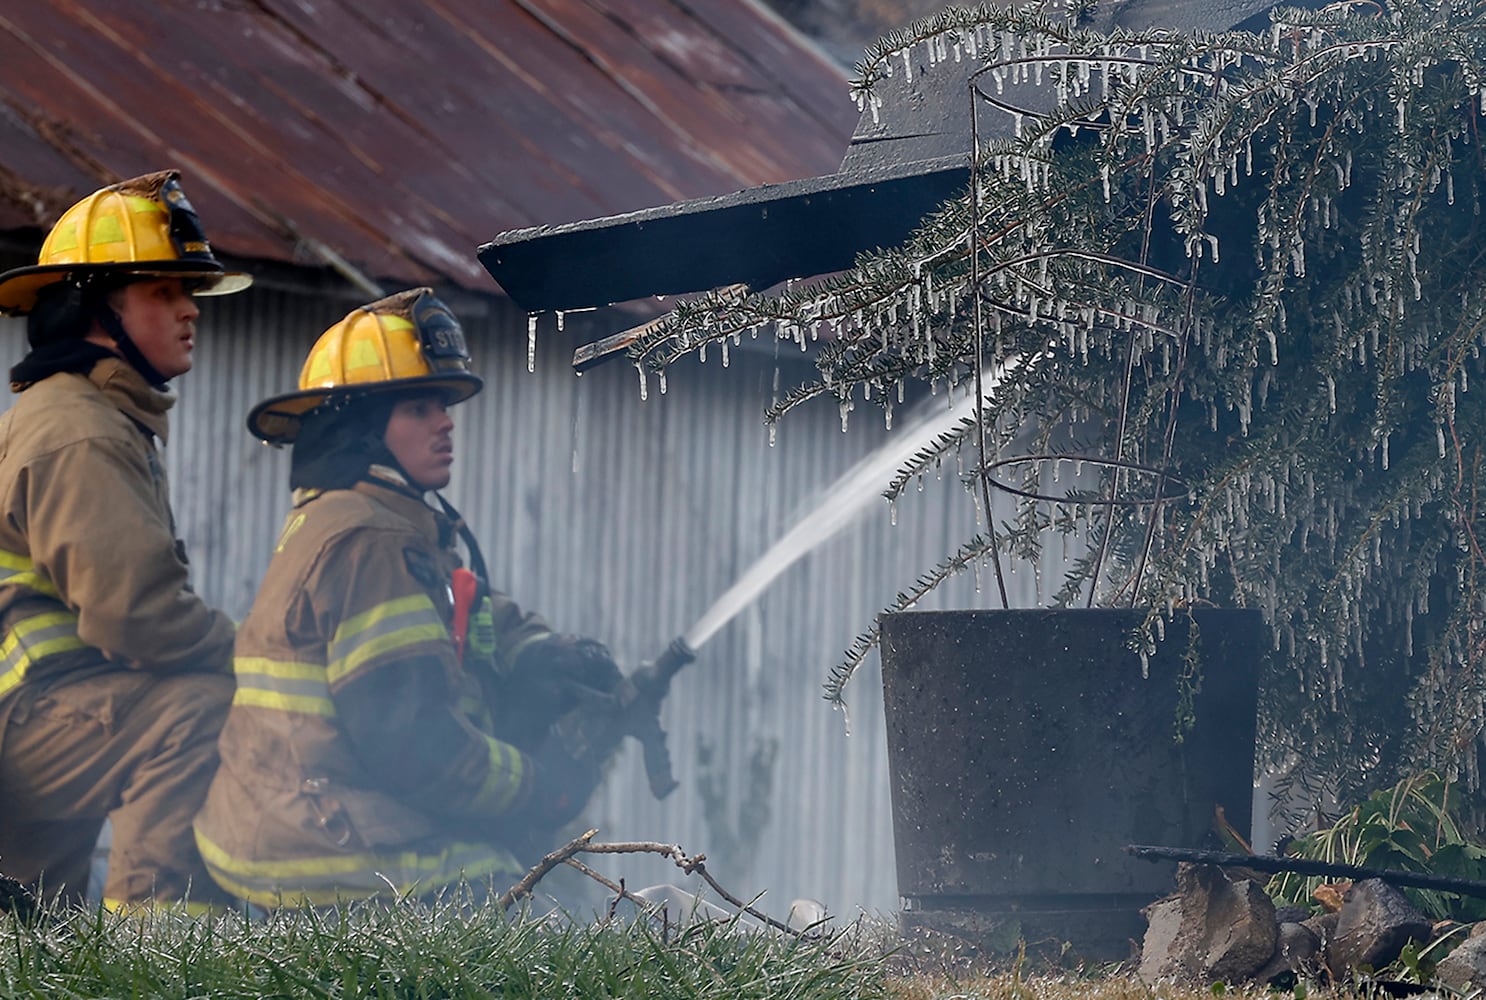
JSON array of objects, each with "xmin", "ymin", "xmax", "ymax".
[{"xmin": 2, "ymin": 282, "xmax": 1054, "ymax": 918}]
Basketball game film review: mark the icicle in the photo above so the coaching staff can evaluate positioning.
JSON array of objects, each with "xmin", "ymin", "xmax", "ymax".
[
  {"xmin": 636, "ymin": 364, "xmax": 648, "ymax": 402},
  {"xmin": 527, "ymin": 315, "xmax": 539, "ymax": 373}
]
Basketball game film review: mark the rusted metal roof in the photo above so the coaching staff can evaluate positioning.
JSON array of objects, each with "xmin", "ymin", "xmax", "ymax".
[
  {"xmin": 0, "ymin": 0, "xmax": 855, "ymax": 293},
  {"xmin": 480, "ymin": 0, "xmax": 1323, "ymax": 327}
]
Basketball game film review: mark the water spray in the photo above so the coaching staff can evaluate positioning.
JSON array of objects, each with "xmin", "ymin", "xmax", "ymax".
[{"xmin": 620, "ymin": 365, "xmax": 1014, "ymax": 798}]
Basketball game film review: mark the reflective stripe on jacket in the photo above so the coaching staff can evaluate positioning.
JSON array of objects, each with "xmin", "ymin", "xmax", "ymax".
[
  {"xmin": 194, "ymin": 474, "xmax": 551, "ymax": 906},
  {"xmin": 0, "ymin": 358, "xmax": 234, "ymax": 701}
]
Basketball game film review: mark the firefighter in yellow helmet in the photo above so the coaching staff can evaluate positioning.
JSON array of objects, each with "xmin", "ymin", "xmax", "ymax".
[
  {"xmin": 194, "ymin": 288, "xmax": 621, "ymax": 907},
  {"xmin": 0, "ymin": 170, "xmax": 250, "ymax": 911}
]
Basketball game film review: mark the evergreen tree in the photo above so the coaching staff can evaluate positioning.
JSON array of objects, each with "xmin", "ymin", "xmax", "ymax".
[{"xmin": 632, "ymin": 0, "xmax": 1486, "ymax": 816}]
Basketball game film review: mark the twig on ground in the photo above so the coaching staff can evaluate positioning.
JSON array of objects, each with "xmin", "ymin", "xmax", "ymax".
[
  {"xmin": 496, "ymin": 829, "xmax": 598, "ymax": 910},
  {"xmin": 499, "ymin": 834, "xmax": 806, "ymax": 936},
  {"xmin": 604, "ymin": 876, "xmax": 625, "ymax": 922},
  {"xmin": 582, "ymin": 840, "xmax": 800, "ymax": 935}
]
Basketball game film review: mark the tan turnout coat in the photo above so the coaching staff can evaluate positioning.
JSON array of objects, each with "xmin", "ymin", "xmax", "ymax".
[
  {"xmin": 194, "ymin": 473, "xmax": 552, "ymax": 906},
  {"xmin": 0, "ymin": 357, "xmax": 235, "ymax": 908},
  {"xmin": 0, "ymin": 358, "xmax": 234, "ymax": 697}
]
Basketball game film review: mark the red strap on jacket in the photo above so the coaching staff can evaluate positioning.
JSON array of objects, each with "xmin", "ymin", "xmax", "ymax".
[{"xmin": 451, "ymin": 567, "xmax": 479, "ymax": 665}]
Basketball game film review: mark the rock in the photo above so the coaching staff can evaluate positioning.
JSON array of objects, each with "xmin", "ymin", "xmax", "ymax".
[
  {"xmin": 1275, "ymin": 904, "xmax": 1312, "ymax": 924},
  {"xmin": 1304, "ymin": 910, "xmax": 1340, "ymax": 944},
  {"xmin": 1139, "ymin": 897, "xmax": 1186, "ymax": 982},
  {"xmin": 1436, "ymin": 932, "xmax": 1486, "ymax": 990},
  {"xmin": 1139, "ymin": 862, "xmax": 1279, "ymax": 983},
  {"xmin": 1253, "ymin": 921, "xmax": 1323, "ymax": 984},
  {"xmin": 1327, "ymin": 879, "xmax": 1433, "ymax": 973},
  {"xmin": 0, "ymin": 872, "xmax": 37, "ymax": 921}
]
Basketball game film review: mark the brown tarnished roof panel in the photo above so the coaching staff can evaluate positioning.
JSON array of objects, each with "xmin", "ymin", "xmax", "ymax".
[{"xmin": 0, "ymin": 0, "xmax": 854, "ymax": 293}]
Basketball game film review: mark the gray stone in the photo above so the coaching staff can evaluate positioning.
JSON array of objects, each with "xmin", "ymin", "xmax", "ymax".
[
  {"xmin": 1435, "ymin": 932, "xmax": 1486, "ymax": 990},
  {"xmin": 1139, "ymin": 897, "xmax": 1187, "ymax": 982},
  {"xmin": 1275, "ymin": 905, "xmax": 1312, "ymax": 925},
  {"xmin": 1253, "ymin": 922, "xmax": 1323, "ymax": 983},
  {"xmin": 1327, "ymin": 880, "xmax": 1434, "ymax": 973},
  {"xmin": 1304, "ymin": 910, "xmax": 1340, "ymax": 943},
  {"xmin": 1138, "ymin": 863, "xmax": 1278, "ymax": 983},
  {"xmin": 0, "ymin": 872, "xmax": 36, "ymax": 920}
]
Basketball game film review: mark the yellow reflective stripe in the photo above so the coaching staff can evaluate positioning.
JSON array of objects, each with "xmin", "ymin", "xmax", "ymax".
[
  {"xmin": 232, "ymin": 656, "xmax": 334, "ymax": 716},
  {"xmin": 472, "ymin": 738, "xmax": 524, "ymax": 814},
  {"xmin": 327, "ymin": 594, "xmax": 448, "ymax": 684},
  {"xmin": 0, "ymin": 610, "xmax": 86, "ymax": 697},
  {"xmin": 233, "ymin": 687, "xmax": 336, "ymax": 717},
  {"xmin": 194, "ymin": 828, "xmax": 519, "ymax": 908},
  {"xmin": 0, "ymin": 549, "xmax": 60, "ymax": 598},
  {"xmin": 102, "ymin": 897, "xmax": 225, "ymax": 919}
]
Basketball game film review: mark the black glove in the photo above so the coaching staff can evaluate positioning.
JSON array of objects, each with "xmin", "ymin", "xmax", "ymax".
[
  {"xmin": 518, "ymin": 635, "xmax": 624, "ymax": 698},
  {"xmin": 526, "ymin": 739, "xmax": 603, "ymax": 832},
  {"xmin": 495, "ymin": 635, "xmax": 624, "ymax": 750}
]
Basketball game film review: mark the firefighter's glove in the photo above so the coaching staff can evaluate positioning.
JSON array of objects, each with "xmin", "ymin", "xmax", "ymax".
[
  {"xmin": 527, "ymin": 740, "xmax": 603, "ymax": 832},
  {"xmin": 508, "ymin": 634, "xmax": 624, "ymax": 719}
]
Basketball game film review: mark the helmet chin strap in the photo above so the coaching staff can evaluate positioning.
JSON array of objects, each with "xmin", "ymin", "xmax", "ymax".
[
  {"xmin": 433, "ymin": 492, "xmax": 490, "ymax": 584},
  {"xmin": 95, "ymin": 301, "xmax": 169, "ymax": 389}
]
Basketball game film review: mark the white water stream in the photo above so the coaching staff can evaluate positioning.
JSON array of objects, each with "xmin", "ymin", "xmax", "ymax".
[{"xmin": 681, "ymin": 366, "xmax": 1010, "ymax": 651}]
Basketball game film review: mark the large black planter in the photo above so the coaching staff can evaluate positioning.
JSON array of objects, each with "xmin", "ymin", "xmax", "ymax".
[{"xmin": 879, "ymin": 608, "xmax": 1261, "ymax": 960}]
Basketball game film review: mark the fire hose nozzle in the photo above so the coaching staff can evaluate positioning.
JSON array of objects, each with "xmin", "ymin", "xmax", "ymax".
[
  {"xmin": 620, "ymin": 636, "xmax": 696, "ymax": 799},
  {"xmin": 636, "ymin": 636, "xmax": 696, "ymax": 694}
]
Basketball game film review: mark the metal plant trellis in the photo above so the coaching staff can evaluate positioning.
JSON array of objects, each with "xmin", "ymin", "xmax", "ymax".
[
  {"xmin": 613, "ymin": 5, "xmax": 1238, "ymax": 692},
  {"xmin": 963, "ymin": 53, "xmax": 1196, "ymax": 613}
]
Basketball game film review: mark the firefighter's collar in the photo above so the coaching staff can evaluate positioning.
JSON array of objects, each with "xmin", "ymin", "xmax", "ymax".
[
  {"xmin": 350, "ymin": 474, "xmax": 444, "ymax": 537},
  {"xmin": 366, "ymin": 463, "xmax": 416, "ymax": 492},
  {"xmin": 90, "ymin": 356, "xmax": 173, "ymax": 442}
]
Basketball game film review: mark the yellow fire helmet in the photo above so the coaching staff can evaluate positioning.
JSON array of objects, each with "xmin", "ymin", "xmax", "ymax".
[
  {"xmin": 0, "ymin": 169, "xmax": 252, "ymax": 316},
  {"xmin": 247, "ymin": 287, "xmax": 483, "ymax": 445}
]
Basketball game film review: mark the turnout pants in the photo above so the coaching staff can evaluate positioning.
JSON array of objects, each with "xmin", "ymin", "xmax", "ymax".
[{"xmin": 0, "ymin": 671, "xmax": 235, "ymax": 909}]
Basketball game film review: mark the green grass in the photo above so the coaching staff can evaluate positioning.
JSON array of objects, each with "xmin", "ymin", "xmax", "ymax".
[
  {"xmin": 0, "ymin": 895, "xmax": 897, "ymax": 999},
  {"xmin": 0, "ymin": 895, "xmax": 1393, "ymax": 999}
]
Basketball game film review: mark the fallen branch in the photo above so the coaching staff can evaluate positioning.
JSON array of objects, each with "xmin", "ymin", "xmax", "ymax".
[
  {"xmin": 581, "ymin": 839, "xmax": 798, "ymax": 934},
  {"xmin": 496, "ymin": 828, "xmax": 598, "ymax": 910},
  {"xmin": 559, "ymin": 859, "xmax": 650, "ymax": 916},
  {"xmin": 1125, "ymin": 844, "xmax": 1486, "ymax": 898},
  {"xmin": 499, "ymin": 833, "xmax": 805, "ymax": 935}
]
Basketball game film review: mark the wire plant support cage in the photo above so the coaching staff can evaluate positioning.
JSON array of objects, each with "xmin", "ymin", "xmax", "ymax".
[{"xmin": 965, "ymin": 50, "xmax": 1198, "ymax": 614}]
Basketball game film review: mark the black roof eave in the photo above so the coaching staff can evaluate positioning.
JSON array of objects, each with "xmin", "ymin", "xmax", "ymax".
[{"xmin": 477, "ymin": 154, "xmax": 969, "ymax": 314}]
